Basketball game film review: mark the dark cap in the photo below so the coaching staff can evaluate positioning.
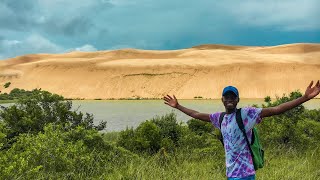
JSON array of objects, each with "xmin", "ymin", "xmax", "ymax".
[{"xmin": 222, "ymin": 86, "xmax": 239, "ymax": 97}]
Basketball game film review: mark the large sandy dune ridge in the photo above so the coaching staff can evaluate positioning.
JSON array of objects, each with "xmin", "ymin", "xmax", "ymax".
[{"xmin": 0, "ymin": 43, "xmax": 319, "ymax": 99}]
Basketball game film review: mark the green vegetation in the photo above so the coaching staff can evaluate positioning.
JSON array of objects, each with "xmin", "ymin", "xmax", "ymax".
[
  {"xmin": 0, "ymin": 89, "xmax": 319, "ymax": 179},
  {"xmin": 0, "ymin": 88, "xmax": 35, "ymax": 100},
  {"xmin": 3, "ymin": 82, "xmax": 11, "ymax": 88},
  {"xmin": 123, "ymin": 72, "xmax": 188, "ymax": 77},
  {"xmin": 0, "ymin": 100, "xmax": 16, "ymax": 104},
  {"xmin": 194, "ymin": 96, "xmax": 203, "ymax": 99}
]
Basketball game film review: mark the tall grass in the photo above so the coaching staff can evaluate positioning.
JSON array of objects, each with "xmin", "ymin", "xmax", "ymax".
[{"xmin": 102, "ymin": 133, "xmax": 320, "ymax": 180}]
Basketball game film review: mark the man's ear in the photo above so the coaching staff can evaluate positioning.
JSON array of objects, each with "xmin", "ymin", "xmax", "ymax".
[
  {"xmin": 237, "ymin": 97, "xmax": 240, "ymax": 103},
  {"xmin": 221, "ymin": 97, "xmax": 224, "ymax": 103}
]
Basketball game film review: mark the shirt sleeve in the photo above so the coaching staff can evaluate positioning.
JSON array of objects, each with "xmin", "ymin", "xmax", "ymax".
[
  {"xmin": 209, "ymin": 112, "xmax": 222, "ymax": 129},
  {"xmin": 241, "ymin": 107, "xmax": 263, "ymax": 131}
]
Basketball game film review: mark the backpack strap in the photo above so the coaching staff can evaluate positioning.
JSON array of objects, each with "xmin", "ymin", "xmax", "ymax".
[
  {"xmin": 218, "ymin": 112, "xmax": 226, "ymax": 145},
  {"xmin": 219, "ymin": 112, "xmax": 226, "ymax": 130},
  {"xmin": 236, "ymin": 108, "xmax": 255, "ymax": 162}
]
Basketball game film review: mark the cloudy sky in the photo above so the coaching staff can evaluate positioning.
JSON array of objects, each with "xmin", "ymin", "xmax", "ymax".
[{"xmin": 0, "ymin": 0, "xmax": 319, "ymax": 59}]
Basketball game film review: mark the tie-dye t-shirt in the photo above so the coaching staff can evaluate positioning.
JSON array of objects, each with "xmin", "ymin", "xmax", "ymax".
[{"xmin": 209, "ymin": 107, "xmax": 263, "ymax": 178}]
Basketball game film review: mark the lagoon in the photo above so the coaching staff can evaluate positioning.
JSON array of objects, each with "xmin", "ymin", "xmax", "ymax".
[
  {"xmin": 70, "ymin": 99, "xmax": 320, "ymax": 132},
  {"xmin": 1, "ymin": 99, "xmax": 319, "ymax": 131}
]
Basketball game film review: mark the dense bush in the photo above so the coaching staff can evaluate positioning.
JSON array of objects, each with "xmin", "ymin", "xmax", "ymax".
[
  {"xmin": 117, "ymin": 121, "xmax": 162, "ymax": 154},
  {"xmin": 117, "ymin": 112, "xmax": 183, "ymax": 154},
  {"xmin": 187, "ymin": 118, "xmax": 214, "ymax": 135},
  {"xmin": 178, "ymin": 125, "xmax": 219, "ymax": 150},
  {"xmin": 0, "ymin": 124, "xmax": 137, "ymax": 179},
  {"xmin": 0, "ymin": 89, "xmax": 106, "ymax": 148},
  {"xmin": 117, "ymin": 112, "xmax": 219, "ymax": 154},
  {"xmin": 0, "ymin": 88, "xmax": 33, "ymax": 100},
  {"xmin": 150, "ymin": 112, "xmax": 183, "ymax": 144},
  {"xmin": 258, "ymin": 91, "xmax": 320, "ymax": 149}
]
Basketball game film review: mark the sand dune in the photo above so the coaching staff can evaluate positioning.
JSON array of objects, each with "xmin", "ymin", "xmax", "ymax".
[{"xmin": 0, "ymin": 43, "xmax": 319, "ymax": 99}]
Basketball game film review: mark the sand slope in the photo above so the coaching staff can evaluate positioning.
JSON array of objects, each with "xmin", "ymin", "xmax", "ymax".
[{"xmin": 0, "ymin": 43, "xmax": 319, "ymax": 99}]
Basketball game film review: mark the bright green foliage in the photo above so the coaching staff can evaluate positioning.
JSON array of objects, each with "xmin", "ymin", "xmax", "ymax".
[
  {"xmin": 0, "ymin": 89, "xmax": 106, "ymax": 147},
  {"xmin": 262, "ymin": 91, "xmax": 305, "ymax": 119},
  {"xmin": 258, "ymin": 91, "xmax": 320, "ymax": 149},
  {"xmin": 160, "ymin": 137, "xmax": 175, "ymax": 152},
  {"xmin": 0, "ymin": 88, "xmax": 33, "ymax": 100},
  {"xmin": 0, "ymin": 122, "xmax": 7, "ymax": 149},
  {"xmin": 117, "ymin": 113, "xmax": 221, "ymax": 154},
  {"xmin": 187, "ymin": 118, "xmax": 214, "ymax": 135},
  {"xmin": 178, "ymin": 126, "xmax": 218, "ymax": 150},
  {"xmin": 135, "ymin": 121, "xmax": 161, "ymax": 153},
  {"xmin": 0, "ymin": 124, "xmax": 137, "ymax": 179},
  {"xmin": 151, "ymin": 112, "xmax": 182, "ymax": 144},
  {"xmin": 117, "ymin": 127, "xmax": 136, "ymax": 151},
  {"xmin": 118, "ymin": 112, "xmax": 183, "ymax": 154},
  {"xmin": 301, "ymin": 109, "xmax": 320, "ymax": 122},
  {"xmin": 117, "ymin": 121, "xmax": 161, "ymax": 154}
]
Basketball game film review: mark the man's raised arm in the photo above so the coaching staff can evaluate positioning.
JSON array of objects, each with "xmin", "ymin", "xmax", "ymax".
[
  {"xmin": 163, "ymin": 95, "xmax": 210, "ymax": 122},
  {"xmin": 261, "ymin": 80, "xmax": 320, "ymax": 118}
]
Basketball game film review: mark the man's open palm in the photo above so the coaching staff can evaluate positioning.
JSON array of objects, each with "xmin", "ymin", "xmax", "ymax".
[
  {"xmin": 163, "ymin": 95, "xmax": 178, "ymax": 108},
  {"xmin": 305, "ymin": 80, "xmax": 320, "ymax": 99}
]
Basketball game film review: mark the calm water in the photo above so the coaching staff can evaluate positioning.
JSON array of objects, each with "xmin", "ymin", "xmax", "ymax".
[
  {"xmin": 1, "ymin": 99, "xmax": 320, "ymax": 132},
  {"xmin": 71, "ymin": 99, "xmax": 320, "ymax": 132}
]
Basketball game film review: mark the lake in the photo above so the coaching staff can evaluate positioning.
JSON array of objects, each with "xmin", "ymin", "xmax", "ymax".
[
  {"xmin": 1, "ymin": 99, "xmax": 319, "ymax": 132},
  {"xmin": 71, "ymin": 99, "xmax": 320, "ymax": 132}
]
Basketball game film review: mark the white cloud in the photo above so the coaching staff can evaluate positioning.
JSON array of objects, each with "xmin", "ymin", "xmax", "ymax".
[
  {"xmin": 2, "ymin": 40, "xmax": 21, "ymax": 46},
  {"xmin": 25, "ymin": 34, "xmax": 63, "ymax": 52},
  {"xmin": 74, "ymin": 44, "xmax": 97, "ymax": 52},
  {"xmin": 0, "ymin": 34, "xmax": 63, "ymax": 59},
  {"xmin": 221, "ymin": 0, "xmax": 320, "ymax": 31}
]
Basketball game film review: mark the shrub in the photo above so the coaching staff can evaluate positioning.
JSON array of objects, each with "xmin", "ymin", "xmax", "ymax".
[
  {"xmin": 117, "ymin": 121, "xmax": 162, "ymax": 154},
  {"xmin": 135, "ymin": 121, "xmax": 161, "ymax": 153},
  {"xmin": 187, "ymin": 118, "xmax": 214, "ymax": 135},
  {"xmin": 258, "ymin": 91, "xmax": 320, "ymax": 149},
  {"xmin": 151, "ymin": 112, "xmax": 182, "ymax": 145},
  {"xmin": 0, "ymin": 124, "xmax": 137, "ymax": 179},
  {"xmin": 178, "ymin": 126, "xmax": 218, "ymax": 150},
  {"xmin": 117, "ymin": 113, "xmax": 183, "ymax": 154},
  {"xmin": 0, "ymin": 89, "xmax": 106, "ymax": 146}
]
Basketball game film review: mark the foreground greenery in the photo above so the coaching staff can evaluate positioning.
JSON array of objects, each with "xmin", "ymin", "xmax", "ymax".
[{"xmin": 0, "ymin": 89, "xmax": 319, "ymax": 179}]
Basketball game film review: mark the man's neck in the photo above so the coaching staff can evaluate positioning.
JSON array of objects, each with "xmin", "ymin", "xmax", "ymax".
[{"xmin": 225, "ymin": 108, "xmax": 237, "ymax": 114}]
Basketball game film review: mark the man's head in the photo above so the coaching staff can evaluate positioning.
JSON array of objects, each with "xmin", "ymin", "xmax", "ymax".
[{"xmin": 221, "ymin": 86, "xmax": 239, "ymax": 110}]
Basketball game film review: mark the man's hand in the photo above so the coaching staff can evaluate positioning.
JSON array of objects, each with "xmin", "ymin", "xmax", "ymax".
[
  {"xmin": 163, "ymin": 95, "xmax": 179, "ymax": 108},
  {"xmin": 163, "ymin": 94, "xmax": 210, "ymax": 121},
  {"xmin": 304, "ymin": 80, "xmax": 320, "ymax": 100},
  {"xmin": 261, "ymin": 80, "xmax": 320, "ymax": 118}
]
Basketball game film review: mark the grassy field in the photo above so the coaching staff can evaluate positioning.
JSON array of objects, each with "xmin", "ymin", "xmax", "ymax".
[
  {"xmin": 101, "ymin": 133, "xmax": 320, "ymax": 180},
  {"xmin": 0, "ymin": 100, "xmax": 16, "ymax": 104}
]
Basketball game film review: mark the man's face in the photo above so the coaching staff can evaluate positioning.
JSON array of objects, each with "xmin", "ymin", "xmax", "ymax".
[{"xmin": 222, "ymin": 91, "xmax": 239, "ymax": 110}]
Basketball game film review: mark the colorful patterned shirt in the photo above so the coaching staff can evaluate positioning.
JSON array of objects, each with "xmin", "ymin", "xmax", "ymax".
[{"xmin": 210, "ymin": 107, "xmax": 263, "ymax": 178}]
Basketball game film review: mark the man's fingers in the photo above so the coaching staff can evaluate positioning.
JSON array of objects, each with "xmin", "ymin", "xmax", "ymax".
[
  {"xmin": 164, "ymin": 95, "xmax": 171, "ymax": 100},
  {"xmin": 163, "ymin": 97, "xmax": 170, "ymax": 102},
  {"xmin": 308, "ymin": 81, "xmax": 314, "ymax": 88},
  {"xmin": 167, "ymin": 95, "xmax": 173, "ymax": 100},
  {"xmin": 173, "ymin": 95, "xmax": 177, "ymax": 100},
  {"xmin": 316, "ymin": 80, "xmax": 320, "ymax": 87}
]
